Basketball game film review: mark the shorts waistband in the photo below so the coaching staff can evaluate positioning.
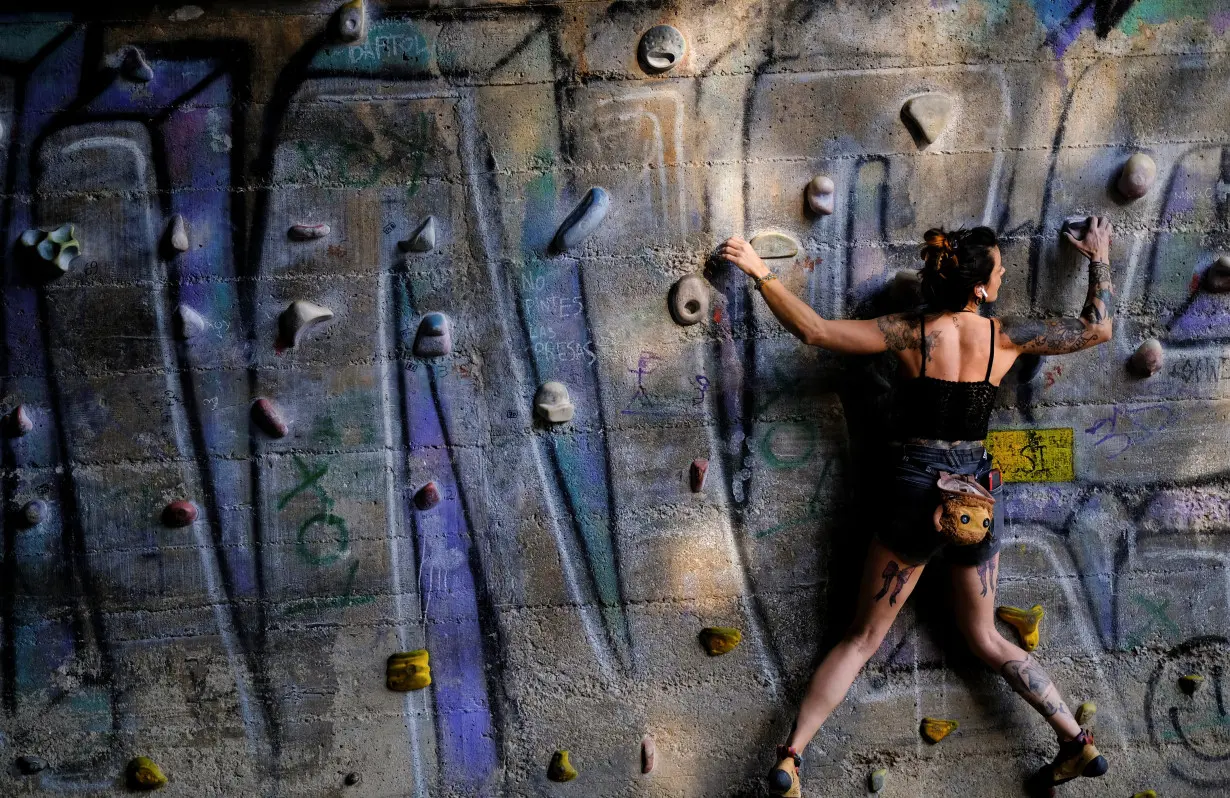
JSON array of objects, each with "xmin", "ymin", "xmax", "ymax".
[{"xmin": 900, "ymin": 442, "xmax": 987, "ymax": 468}]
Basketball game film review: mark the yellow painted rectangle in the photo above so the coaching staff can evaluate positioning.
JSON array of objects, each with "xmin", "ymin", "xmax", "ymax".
[{"xmin": 985, "ymin": 428, "xmax": 1074, "ymax": 482}]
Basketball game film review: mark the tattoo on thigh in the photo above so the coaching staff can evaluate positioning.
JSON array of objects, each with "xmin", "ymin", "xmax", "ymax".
[
  {"xmin": 977, "ymin": 559, "xmax": 996, "ymax": 597},
  {"xmin": 1001, "ymin": 656, "xmax": 1069, "ymax": 718},
  {"xmin": 873, "ymin": 560, "xmax": 916, "ymax": 606}
]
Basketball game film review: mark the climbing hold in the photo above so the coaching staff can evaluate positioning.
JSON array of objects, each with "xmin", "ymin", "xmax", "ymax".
[
  {"xmin": 996, "ymin": 604, "xmax": 1044, "ymax": 652},
  {"xmin": 806, "ymin": 176, "xmax": 835, "ymax": 216},
  {"xmin": 1132, "ymin": 792, "xmax": 1157, "ymax": 798},
  {"xmin": 690, "ymin": 458, "xmax": 708, "ymax": 492},
  {"xmin": 343, "ymin": 772, "xmax": 361, "ymax": 787},
  {"xmin": 250, "ymin": 398, "xmax": 289, "ymax": 438},
  {"xmin": 4, "ymin": 405, "xmax": 33, "ymax": 437},
  {"xmin": 901, "ymin": 93, "xmax": 953, "ymax": 146},
  {"xmin": 19, "ymin": 224, "xmax": 80, "ymax": 277},
  {"xmin": 414, "ymin": 482, "xmax": 441, "ymax": 511},
  {"xmin": 15, "ymin": 755, "xmax": 47, "ymax": 775},
  {"xmin": 641, "ymin": 735, "xmax": 655, "ymax": 774},
  {"xmin": 1128, "ymin": 338, "xmax": 1163, "ymax": 378},
  {"xmin": 278, "ymin": 300, "xmax": 334, "ymax": 348},
  {"xmin": 121, "ymin": 47, "xmax": 154, "ymax": 83},
  {"xmin": 699, "ymin": 626, "xmax": 742, "ymax": 656},
  {"xmin": 552, "ymin": 187, "xmax": 610, "ymax": 253},
  {"xmin": 413, "ymin": 312, "xmax": 452, "ymax": 357},
  {"xmin": 1204, "ymin": 255, "xmax": 1230, "ymax": 293},
  {"xmin": 637, "ymin": 24, "xmax": 686, "ymax": 74},
  {"xmin": 162, "ymin": 500, "xmax": 198, "ymax": 528},
  {"xmin": 20, "ymin": 500, "xmax": 46, "ymax": 528},
  {"xmin": 919, "ymin": 717, "xmax": 958, "ymax": 744},
  {"xmin": 173, "ymin": 304, "xmax": 206, "ymax": 340},
  {"xmin": 548, "ymin": 750, "xmax": 577, "ymax": 782},
  {"xmin": 1179, "ymin": 674, "xmax": 1205, "ymax": 695},
  {"xmin": 868, "ymin": 768, "xmax": 887, "ymax": 793},
  {"xmin": 288, "ymin": 223, "xmax": 330, "ymax": 241},
  {"xmin": 168, "ymin": 5, "xmax": 204, "ymax": 22},
  {"xmin": 386, "ymin": 649, "xmax": 432, "ymax": 691},
  {"xmin": 336, "ymin": 0, "xmax": 367, "ymax": 44},
  {"xmin": 1060, "ymin": 215, "xmax": 1091, "ymax": 242},
  {"xmin": 1117, "ymin": 153, "xmax": 1157, "ymax": 200},
  {"xmin": 534, "ymin": 381, "xmax": 575, "ymax": 423},
  {"xmin": 166, "ymin": 214, "xmax": 189, "ymax": 254},
  {"xmin": 399, "ymin": 216, "xmax": 437, "ymax": 253},
  {"xmin": 126, "ymin": 756, "xmax": 167, "ymax": 790},
  {"xmin": 749, "ymin": 232, "xmax": 799, "ymax": 260},
  {"xmin": 1075, "ymin": 701, "xmax": 1097, "ymax": 727},
  {"xmin": 669, "ymin": 274, "xmax": 709, "ymax": 326}
]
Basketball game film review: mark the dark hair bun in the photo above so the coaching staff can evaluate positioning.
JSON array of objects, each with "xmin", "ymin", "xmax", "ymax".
[
  {"xmin": 917, "ymin": 226, "xmax": 999, "ymax": 311},
  {"xmin": 920, "ymin": 228, "xmax": 959, "ymax": 280}
]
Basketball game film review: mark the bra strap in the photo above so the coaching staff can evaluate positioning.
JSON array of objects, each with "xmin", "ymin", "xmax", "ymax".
[
  {"xmin": 985, "ymin": 318, "xmax": 996, "ymax": 381},
  {"xmin": 920, "ymin": 314, "xmax": 927, "ymax": 377}
]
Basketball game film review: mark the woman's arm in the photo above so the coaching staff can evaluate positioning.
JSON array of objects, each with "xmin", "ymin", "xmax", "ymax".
[
  {"xmin": 998, "ymin": 216, "xmax": 1114, "ymax": 355},
  {"xmin": 718, "ymin": 236, "xmax": 916, "ymax": 356}
]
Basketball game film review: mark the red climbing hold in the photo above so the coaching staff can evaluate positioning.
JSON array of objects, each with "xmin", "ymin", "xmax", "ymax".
[
  {"xmin": 415, "ymin": 481, "xmax": 441, "ymax": 511},
  {"xmin": 162, "ymin": 500, "xmax": 198, "ymax": 528}
]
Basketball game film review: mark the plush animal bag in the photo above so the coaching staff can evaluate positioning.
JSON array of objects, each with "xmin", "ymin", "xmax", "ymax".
[{"xmin": 932, "ymin": 471, "xmax": 998, "ymax": 545}]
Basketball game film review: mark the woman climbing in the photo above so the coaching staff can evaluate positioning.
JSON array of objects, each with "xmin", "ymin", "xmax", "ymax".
[{"xmin": 719, "ymin": 217, "xmax": 1114, "ymax": 797}]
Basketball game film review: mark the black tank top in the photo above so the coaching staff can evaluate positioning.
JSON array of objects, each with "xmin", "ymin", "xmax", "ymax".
[{"xmin": 892, "ymin": 313, "xmax": 999, "ymax": 442}]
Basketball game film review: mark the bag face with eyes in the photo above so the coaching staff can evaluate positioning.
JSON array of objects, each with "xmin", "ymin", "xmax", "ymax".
[{"xmin": 933, "ymin": 472, "xmax": 995, "ymax": 546}]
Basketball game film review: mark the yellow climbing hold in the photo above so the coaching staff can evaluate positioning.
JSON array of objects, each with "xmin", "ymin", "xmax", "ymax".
[
  {"xmin": 920, "ymin": 717, "xmax": 958, "ymax": 744},
  {"xmin": 699, "ymin": 627, "xmax": 742, "ymax": 656},
  {"xmin": 126, "ymin": 756, "xmax": 167, "ymax": 790},
  {"xmin": 1132, "ymin": 791, "xmax": 1157, "ymax": 798},
  {"xmin": 548, "ymin": 750, "xmax": 577, "ymax": 782},
  {"xmin": 386, "ymin": 649, "xmax": 432, "ymax": 692},
  {"xmin": 1179, "ymin": 674, "xmax": 1205, "ymax": 695},
  {"xmin": 1075, "ymin": 701, "xmax": 1097, "ymax": 727},
  {"xmin": 996, "ymin": 604, "xmax": 1044, "ymax": 651}
]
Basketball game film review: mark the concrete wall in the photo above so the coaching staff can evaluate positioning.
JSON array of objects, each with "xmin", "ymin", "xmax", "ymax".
[{"xmin": 1, "ymin": 1, "xmax": 1229, "ymax": 795}]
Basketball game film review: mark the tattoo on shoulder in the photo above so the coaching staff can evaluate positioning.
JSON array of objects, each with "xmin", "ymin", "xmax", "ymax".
[{"xmin": 877, "ymin": 314, "xmax": 941, "ymax": 360}]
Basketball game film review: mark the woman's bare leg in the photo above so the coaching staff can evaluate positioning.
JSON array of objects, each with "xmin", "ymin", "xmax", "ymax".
[
  {"xmin": 784, "ymin": 539, "xmax": 926, "ymax": 751},
  {"xmin": 949, "ymin": 554, "xmax": 1081, "ymax": 740}
]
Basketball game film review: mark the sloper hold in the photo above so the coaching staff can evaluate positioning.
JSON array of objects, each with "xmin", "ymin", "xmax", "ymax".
[
  {"xmin": 288, "ymin": 223, "xmax": 330, "ymax": 241},
  {"xmin": 901, "ymin": 93, "xmax": 954, "ymax": 146},
  {"xmin": 173, "ymin": 304, "xmax": 206, "ymax": 340},
  {"xmin": 806, "ymin": 176, "xmax": 835, "ymax": 215},
  {"xmin": 1128, "ymin": 338, "xmax": 1163, "ymax": 377},
  {"xmin": 15, "ymin": 755, "xmax": 47, "ymax": 775},
  {"xmin": 413, "ymin": 312, "xmax": 452, "ymax": 357},
  {"xmin": 20, "ymin": 500, "xmax": 46, "ymax": 528},
  {"xmin": 5, "ymin": 405, "xmax": 33, "ymax": 437},
  {"xmin": 548, "ymin": 750, "xmax": 577, "ymax": 782},
  {"xmin": 162, "ymin": 500, "xmax": 198, "ymax": 528},
  {"xmin": 641, "ymin": 735, "xmax": 655, "ymax": 774},
  {"xmin": 638, "ymin": 24, "xmax": 686, "ymax": 73},
  {"xmin": 336, "ymin": 0, "xmax": 367, "ymax": 44},
  {"xmin": 414, "ymin": 481, "xmax": 441, "ymax": 511},
  {"xmin": 920, "ymin": 717, "xmax": 958, "ymax": 744},
  {"xmin": 1204, "ymin": 255, "xmax": 1230, "ymax": 293},
  {"xmin": 868, "ymin": 768, "xmax": 887, "ymax": 793},
  {"xmin": 1117, "ymin": 153, "xmax": 1157, "ymax": 200},
  {"xmin": 1075, "ymin": 701, "xmax": 1097, "ymax": 727},
  {"xmin": 689, "ymin": 459, "xmax": 708, "ymax": 492},
  {"xmin": 121, "ymin": 47, "xmax": 154, "ymax": 83},
  {"xmin": 552, "ymin": 187, "xmax": 610, "ymax": 253},
  {"xmin": 386, "ymin": 649, "xmax": 431, "ymax": 691},
  {"xmin": 1179, "ymin": 674, "xmax": 1205, "ymax": 695},
  {"xmin": 699, "ymin": 626, "xmax": 741, "ymax": 656},
  {"xmin": 749, "ymin": 232, "xmax": 799, "ymax": 259},
  {"xmin": 166, "ymin": 214, "xmax": 189, "ymax": 253},
  {"xmin": 344, "ymin": 772, "xmax": 361, "ymax": 786},
  {"xmin": 534, "ymin": 381, "xmax": 574, "ymax": 423},
  {"xmin": 279, "ymin": 300, "xmax": 334, "ymax": 348},
  {"xmin": 126, "ymin": 756, "xmax": 167, "ymax": 790},
  {"xmin": 997, "ymin": 604, "xmax": 1044, "ymax": 651},
  {"xmin": 400, "ymin": 216, "xmax": 437, "ymax": 253},
  {"xmin": 251, "ymin": 398, "xmax": 288, "ymax": 438},
  {"xmin": 669, "ymin": 274, "xmax": 709, "ymax": 326}
]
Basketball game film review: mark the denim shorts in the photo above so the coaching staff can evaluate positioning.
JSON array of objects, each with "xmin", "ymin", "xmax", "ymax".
[{"xmin": 876, "ymin": 442, "xmax": 1003, "ymax": 567}]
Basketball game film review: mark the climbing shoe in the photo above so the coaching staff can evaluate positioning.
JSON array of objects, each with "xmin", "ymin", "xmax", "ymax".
[
  {"xmin": 767, "ymin": 745, "xmax": 801, "ymax": 797},
  {"xmin": 1027, "ymin": 729, "xmax": 1108, "ymax": 794}
]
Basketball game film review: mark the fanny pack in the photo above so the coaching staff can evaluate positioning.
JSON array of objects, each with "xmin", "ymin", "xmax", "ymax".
[{"xmin": 932, "ymin": 471, "xmax": 998, "ymax": 545}]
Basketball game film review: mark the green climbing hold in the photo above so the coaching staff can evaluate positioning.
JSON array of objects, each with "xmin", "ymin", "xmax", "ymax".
[
  {"xmin": 548, "ymin": 750, "xmax": 577, "ymax": 782},
  {"xmin": 868, "ymin": 767, "xmax": 887, "ymax": 792},
  {"xmin": 1179, "ymin": 674, "xmax": 1205, "ymax": 695},
  {"xmin": 1131, "ymin": 791, "xmax": 1157, "ymax": 798},
  {"xmin": 1075, "ymin": 701, "xmax": 1097, "ymax": 727},
  {"xmin": 126, "ymin": 756, "xmax": 168, "ymax": 790},
  {"xmin": 699, "ymin": 626, "xmax": 742, "ymax": 656}
]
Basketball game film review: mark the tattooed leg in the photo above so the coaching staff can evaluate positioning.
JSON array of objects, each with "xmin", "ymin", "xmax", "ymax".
[
  {"xmin": 890, "ymin": 567, "xmax": 914, "ymax": 605},
  {"xmin": 976, "ymin": 559, "xmax": 995, "ymax": 597},
  {"xmin": 873, "ymin": 561, "xmax": 899, "ymax": 602},
  {"xmin": 873, "ymin": 561, "xmax": 916, "ymax": 605},
  {"xmin": 1001, "ymin": 656, "xmax": 1081, "ymax": 739}
]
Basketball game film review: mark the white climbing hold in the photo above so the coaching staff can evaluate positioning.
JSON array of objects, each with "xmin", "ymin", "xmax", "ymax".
[
  {"xmin": 1117, "ymin": 153, "xmax": 1157, "ymax": 200},
  {"xmin": 288, "ymin": 223, "xmax": 330, "ymax": 241},
  {"xmin": 279, "ymin": 300, "xmax": 334, "ymax": 348},
  {"xmin": 638, "ymin": 25, "xmax": 686, "ymax": 74},
  {"xmin": 806, "ymin": 176, "xmax": 835, "ymax": 215},
  {"xmin": 400, "ymin": 216, "xmax": 436, "ymax": 253},
  {"xmin": 749, "ymin": 232, "xmax": 799, "ymax": 259},
  {"xmin": 174, "ymin": 304, "xmax": 206, "ymax": 340},
  {"xmin": 902, "ymin": 93, "xmax": 954, "ymax": 146},
  {"xmin": 337, "ymin": 0, "xmax": 368, "ymax": 44},
  {"xmin": 669, "ymin": 274, "xmax": 709, "ymax": 326},
  {"xmin": 168, "ymin": 5, "xmax": 204, "ymax": 22},
  {"xmin": 552, "ymin": 187, "xmax": 610, "ymax": 253},
  {"xmin": 167, "ymin": 214, "xmax": 189, "ymax": 253},
  {"xmin": 1129, "ymin": 338, "xmax": 1163, "ymax": 378},
  {"xmin": 121, "ymin": 47, "xmax": 154, "ymax": 83},
  {"xmin": 534, "ymin": 381, "xmax": 575, "ymax": 423}
]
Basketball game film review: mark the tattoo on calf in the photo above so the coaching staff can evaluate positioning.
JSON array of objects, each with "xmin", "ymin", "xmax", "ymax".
[
  {"xmin": 873, "ymin": 560, "xmax": 916, "ymax": 606},
  {"xmin": 876, "ymin": 314, "xmax": 942, "ymax": 361},
  {"xmin": 1001, "ymin": 656, "xmax": 1074, "ymax": 720},
  {"xmin": 977, "ymin": 559, "xmax": 996, "ymax": 597}
]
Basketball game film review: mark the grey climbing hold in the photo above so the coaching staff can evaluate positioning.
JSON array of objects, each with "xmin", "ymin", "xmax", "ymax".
[
  {"xmin": 901, "ymin": 93, "xmax": 954, "ymax": 146},
  {"xmin": 174, "ymin": 304, "xmax": 206, "ymax": 340},
  {"xmin": 534, "ymin": 381, "xmax": 575, "ymax": 423},
  {"xmin": 19, "ymin": 224, "xmax": 80, "ymax": 277},
  {"xmin": 168, "ymin": 5, "xmax": 205, "ymax": 22},
  {"xmin": 288, "ymin": 223, "xmax": 330, "ymax": 241},
  {"xmin": 400, "ymin": 216, "xmax": 437, "ymax": 253},
  {"xmin": 552, "ymin": 187, "xmax": 610, "ymax": 253},
  {"xmin": 641, "ymin": 735, "xmax": 655, "ymax": 774},
  {"xmin": 1204, "ymin": 255, "xmax": 1230, "ymax": 293},
  {"xmin": 669, "ymin": 274, "xmax": 709, "ymax": 326},
  {"xmin": 806, "ymin": 176, "xmax": 835, "ymax": 216},
  {"xmin": 343, "ymin": 772, "xmax": 361, "ymax": 787},
  {"xmin": 638, "ymin": 25, "xmax": 686, "ymax": 74},
  {"xmin": 279, "ymin": 300, "xmax": 334, "ymax": 348},
  {"xmin": 5, "ymin": 405, "xmax": 32, "ymax": 437},
  {"xmin": 749, "ymin": 232, "xmax": 799, "ymax": 259},
  {"xmin": 1128, "ymin": 338, "xmax": 1163, "ymax": 378},
  {"xmin": 414, "ymin": 482, "xmax": 441, "ymax": 511},
  {"xmin": 336, "ymin": 0, "xmax": 367, "ymax": 44},
  {"xmin": 690, "ymin": 459, "xmax": 708, "ymax": 492},
  {"xmin": 121, "ymin": 47, "xmax": 154, "ymax": 83},
  {"xmin": 251, "ymin": 398, "xmax": 289, "ymax": 438},
  {"xmin": 1061, "ymin": 215, "xmax": 1091, "ymax": 242},
  {"xmin": 1117, "ymin": 153, "xmax": 1157, "ymax": 200},
  {"xmin": 20, "ymin": 500, "xmax": 46, "ymax": 528},
  {"xmin": 166, "ymin": 214, "xmax": 189, "ymax": 253},
  {"xmin": 413, "ymin": 312, "xmax": 452, "ymax": 357},
  {"xmin": 15, "ymin": 755, "xmax": 47, "ymax": 775},
  {"xmin": 868, "ymin": 768, "xmax": 887, "ymax": 793}
]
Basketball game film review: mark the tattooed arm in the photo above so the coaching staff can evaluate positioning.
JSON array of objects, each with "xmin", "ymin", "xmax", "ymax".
[{"xmin": 999, "ymin": 216, "xmax": 1114, "ymax": 356}]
